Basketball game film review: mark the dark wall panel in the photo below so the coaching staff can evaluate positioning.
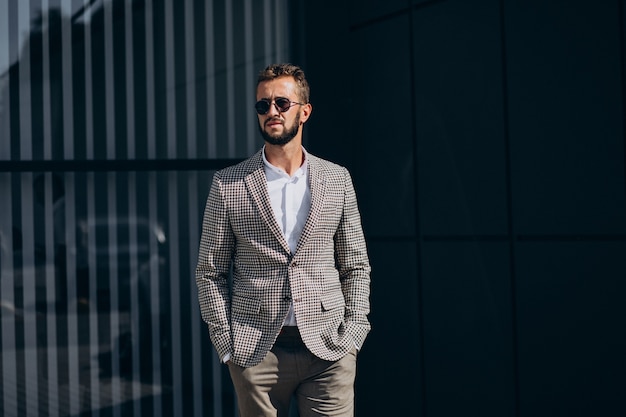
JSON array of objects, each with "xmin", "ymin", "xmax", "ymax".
[
  {"xmin": 506, "ymin": 0, "xmax": 626, "ymax": 235},
  {"xmin": 349, "ymin": 0, "xmax": 411, "ymax": 27},
  {"xmin": 516, "ymin": 242, "xmax": 626, "ymax": 416},
  {"xmin": 421, "ymin": 241, "xmax": 515, "ymax": 417},
  {"xmin": 348, "ymin": 15, "xmax": 416, "ymax": 238},
  {"xmin": 413, "ymin": 0, "xmax": 509, "ymax": 236},
  {"xmin": 301, "ymin": 1, "xmax": 351, "ymax": 165},
  {"xmin": 356, "ymin": 240, "xmax": 422, "ymax": 416}
]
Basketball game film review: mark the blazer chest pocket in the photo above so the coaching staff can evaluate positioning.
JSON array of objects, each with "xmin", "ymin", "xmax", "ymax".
[{"xmin": 232, "ymin": 294, "xmax": 261, "ymax": 315}]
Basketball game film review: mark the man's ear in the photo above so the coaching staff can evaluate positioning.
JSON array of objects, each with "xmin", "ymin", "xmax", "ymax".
[{"xmin": 300, "ymin": 103, "xmax": 312, "ymax": 125}]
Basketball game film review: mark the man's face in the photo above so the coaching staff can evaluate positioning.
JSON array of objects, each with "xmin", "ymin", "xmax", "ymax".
[{"xmin": 255, "ymin": 76, "xmax": 308, "ymax": 146}]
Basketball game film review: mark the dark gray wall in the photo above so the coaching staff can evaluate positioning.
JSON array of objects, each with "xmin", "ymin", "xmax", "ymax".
[{"xmin": 299, "ymin": 1, "xmax": 626, "ymax": 416}]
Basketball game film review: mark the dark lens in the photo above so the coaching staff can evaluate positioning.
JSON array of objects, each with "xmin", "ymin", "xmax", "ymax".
[
  {"xmin": 255, "ymin": 100, "xmax": 270, "ymax": 115},
  {"xmin": 275, "ymin": 98, "xmax": 292, "ymax": 112}
]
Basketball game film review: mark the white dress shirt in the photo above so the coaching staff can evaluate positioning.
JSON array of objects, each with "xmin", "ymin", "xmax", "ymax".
[{"xmin": 262, "ymin": 146, "xmax": 311, "ymax": 326}]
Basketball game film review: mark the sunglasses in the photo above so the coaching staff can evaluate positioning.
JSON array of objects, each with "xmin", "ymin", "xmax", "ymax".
[{"xmin": 255, "ymin": 97, "xmax": 305, "ymax": 115}]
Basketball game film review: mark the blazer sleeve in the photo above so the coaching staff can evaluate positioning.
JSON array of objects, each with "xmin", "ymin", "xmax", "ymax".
[
  {"xmin": 334, "ymin": 167, "xmax": 371, "ymax": 349},
  {"xmin": 195, "ymin": 172, "xmax": 235, "ymax": 359}
]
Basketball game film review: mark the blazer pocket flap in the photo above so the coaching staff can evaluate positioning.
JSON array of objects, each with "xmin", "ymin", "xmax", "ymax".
[
  {"xmin": 232, "ymin": 294, "xmax": 261, "ymax": 314},
  {"xmin": 321, "ymin": 293, "xmax": 345, "ymax": 312}
]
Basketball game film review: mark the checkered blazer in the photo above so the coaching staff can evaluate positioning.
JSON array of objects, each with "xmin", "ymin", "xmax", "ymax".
[{"xmin": 196, "ymin": 149, "xmax": 371, "ymax": 368}]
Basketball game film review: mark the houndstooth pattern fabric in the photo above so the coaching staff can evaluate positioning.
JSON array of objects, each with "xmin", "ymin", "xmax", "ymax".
[{"xmin": 195, "ymin": 149, "xmax": 371, "ymax": 368}]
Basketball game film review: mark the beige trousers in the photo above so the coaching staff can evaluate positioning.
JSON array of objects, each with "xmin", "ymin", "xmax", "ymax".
[{"xmin": 227, "ymin": 327, "xmax": 357, "ymax": 417}]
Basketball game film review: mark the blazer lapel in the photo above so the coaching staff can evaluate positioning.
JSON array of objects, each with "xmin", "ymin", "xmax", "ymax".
[
  {"xmin": 295, "ymin": 155, "xmax": 326, "ymax": 254},
  {"xmin": 244, "ymin": 151, "xmax": 292, "ymax": 255}
]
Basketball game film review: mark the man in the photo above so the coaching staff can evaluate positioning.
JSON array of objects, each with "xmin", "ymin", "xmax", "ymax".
[{"xmin": 195, "ymin": 63, "xmax": 371, "ymax": 417}]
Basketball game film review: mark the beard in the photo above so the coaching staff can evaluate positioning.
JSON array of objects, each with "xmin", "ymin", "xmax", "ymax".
[{"xmin": 258, "ymin": 113, "xmax": 301, "ymax": 146}]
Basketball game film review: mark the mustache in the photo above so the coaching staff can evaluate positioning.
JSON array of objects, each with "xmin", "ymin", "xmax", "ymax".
[{"xmin": 264, "ymin": 117, "xmax": 284, "ymax": 127}]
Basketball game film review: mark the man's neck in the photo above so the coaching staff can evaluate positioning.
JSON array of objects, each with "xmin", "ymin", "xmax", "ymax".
[{"xmin": 264, "ymin": 141, "xmax": 305, "ymax": 176}]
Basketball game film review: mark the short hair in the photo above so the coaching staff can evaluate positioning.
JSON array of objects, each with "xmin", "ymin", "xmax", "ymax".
[{"xmin": 257, "ymin": 63, "xmax": 310, "ymax": 104}]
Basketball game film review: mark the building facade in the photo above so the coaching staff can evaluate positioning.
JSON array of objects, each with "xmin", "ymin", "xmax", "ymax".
[{"xmin": 1, "ymin": 0, "xmax": 625, "ymax": 416}]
